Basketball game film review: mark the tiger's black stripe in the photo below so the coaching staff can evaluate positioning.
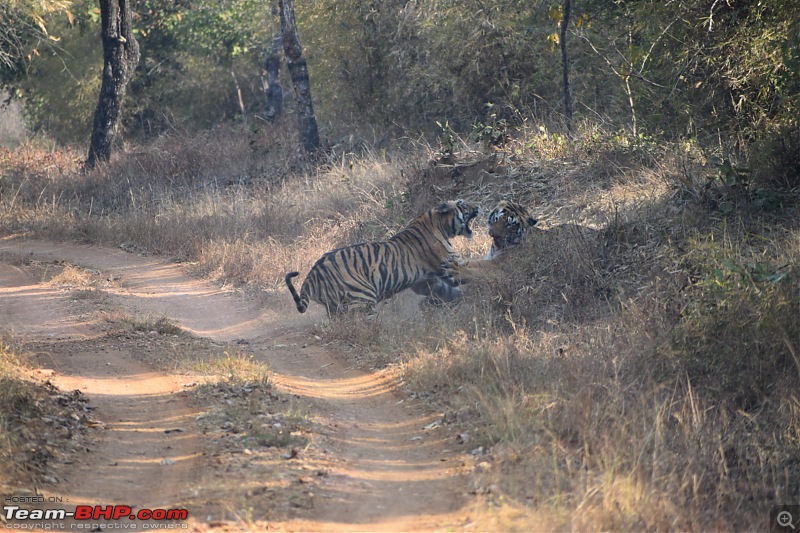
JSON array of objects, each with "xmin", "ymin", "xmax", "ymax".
[{"xmin": 285, "ymin": 200, "xmax": 479, "ymax": 315}]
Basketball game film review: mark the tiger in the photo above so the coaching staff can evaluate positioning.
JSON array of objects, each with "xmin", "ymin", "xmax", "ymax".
[
  {"xmin": 485, "ymin": 200, "xmax": 538, "ymax": 259},
  {"xmin": 285, "ymin": 199, "xmax": 480, "ymax": 316},
  {"xmin": 441, "ymin": 200, "xmax": 538, "ymax": 284}
]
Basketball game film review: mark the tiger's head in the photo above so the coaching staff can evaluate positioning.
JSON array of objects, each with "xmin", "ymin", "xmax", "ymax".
[
  {"xmin": 485, "ymin": 201, "xmax": 538, "ymax": 259},
  {"xmin": 433, "ymin": 199, "xmax": 480, "ymax": 239}
]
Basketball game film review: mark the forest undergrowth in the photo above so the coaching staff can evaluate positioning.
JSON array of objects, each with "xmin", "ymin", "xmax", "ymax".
[{"xmin": 1, "ymin": 122, "xmax": 799, "ymax": 530}]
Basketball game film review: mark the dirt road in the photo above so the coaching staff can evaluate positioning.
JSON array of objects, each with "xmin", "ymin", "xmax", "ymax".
[{"xmin": 0, "ymin": 238, "xmax": 472, "ymax": 531}]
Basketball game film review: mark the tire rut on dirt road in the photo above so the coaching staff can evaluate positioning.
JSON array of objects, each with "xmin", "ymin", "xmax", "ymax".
[
  {"xmin": 0, "ymin": 260, "xmax": 203, "ymax": 519},
  {"xmin": 0, "ymin": 239, "xmax": 472, "ymax": 531}
]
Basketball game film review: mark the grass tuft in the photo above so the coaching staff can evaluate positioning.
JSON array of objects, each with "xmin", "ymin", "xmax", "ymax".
[
  {"xmin": 192, "ymin": 350, "xmax": 310, "ymax": 450},
  {"xmin": 0, "ymin": 340, "xmax": 92, "ymax": 492}
]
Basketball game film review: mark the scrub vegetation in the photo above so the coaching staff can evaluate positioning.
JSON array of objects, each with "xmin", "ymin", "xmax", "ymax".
[{"xmin": 2, "ymin": 0, "xmax": 799, "ymax": 529}]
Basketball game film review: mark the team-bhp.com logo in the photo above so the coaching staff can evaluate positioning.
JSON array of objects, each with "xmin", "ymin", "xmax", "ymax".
[{"xmin": 3, "ymin": 504, "xmax": 189, "ymax": 529}]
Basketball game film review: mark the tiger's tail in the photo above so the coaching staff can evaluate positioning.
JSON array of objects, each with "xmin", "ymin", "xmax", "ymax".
[{"xmin": 285, "ymin": 272, "xmax": 309, "ymax": 313}]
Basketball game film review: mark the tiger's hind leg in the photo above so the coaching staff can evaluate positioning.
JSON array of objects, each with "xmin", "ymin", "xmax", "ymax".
[
  {"xmin": 335, "ymin": 293, "xmax": 380, "ymax": 320},
  {"xmin": 346, "ymin": 299, "xmax": 380, "ymax": 320}
]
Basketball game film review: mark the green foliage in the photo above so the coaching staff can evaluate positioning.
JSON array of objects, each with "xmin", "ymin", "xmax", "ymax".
[
  {"xmin": 435, "ymin": 120, "xmax": 455, "ymax": 157},
  {"xmin": 164, "ymin": 0, "xmax": 267, "ymax": 61},
  {"xmin": 575, "ymin": 0, "xmax": 800, "ymax": 156},
  {"xmin": 673, "ymin": 237, "xmax": 799, "ymax": 408},
  {"xmin": 294, "ymin": 0, "xmax": 800, "ymax": 152},
  {"xmin": 695, "ymin": 152, "xmax": 796, "ymax": 215},
  {"xmin": 125, "ymin": 0, "xmax": 271, "ymax": 136},
  {"xmin": 471, "ymin": 103, "xmax": 509, "ymax": 148},
  {"xmin": 3, "ymin": 0, "xmax": 800, "ymax": 173},
  {"xmin": 0, "ymin": 0, "xmax": 74, "ymax": 71},
  {"xmin": 703, "ymin": 156, "xmax": 752, "ymax": 214},
  {"xmin": 14, "ymin": 7, "xmax": 100, "ymax": 144},
  {"xmin": 297, "ymin": 0, "xmax": 554, "ymax": 135},
  {"xmin": 4, "ymin": 0, "xmax": 273, "ymax": 142}
]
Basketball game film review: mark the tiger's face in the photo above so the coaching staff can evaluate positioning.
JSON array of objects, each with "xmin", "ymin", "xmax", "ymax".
[
  {"xmin": 435, "ymin": 199, "xmax": 480, "ymax": 239},
  {"xmin": 486, "ymin": 201, "xmax": 538, "ymax": 259}
]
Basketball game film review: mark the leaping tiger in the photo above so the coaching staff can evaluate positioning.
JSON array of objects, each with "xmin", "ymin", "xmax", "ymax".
[{"xmin": 285, "ymin": 199, "xmax": 480, "ymax": 316}]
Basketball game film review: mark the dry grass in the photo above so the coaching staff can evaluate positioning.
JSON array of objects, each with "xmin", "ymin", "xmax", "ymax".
[
  {"xmin": 0, "ymin": 128, "xmax": 433, "ymax": 293},
  {"xmin": 395, "ymin": 143, "xmax": 800, "ymax": 529},
  {"xmin": 0, "ymin": 340, "xmax": 92, "ymax": 493},
  {"xmin": 1, "ymin": 124, "xmax": 799, "ymax": 530},
  {"xmin": 404, "ymin": 290, "xmax": 799, "ymax": 529},
  {"xmin": 190, "ymin": 349, "xmax": 311, "ymax": 451}
]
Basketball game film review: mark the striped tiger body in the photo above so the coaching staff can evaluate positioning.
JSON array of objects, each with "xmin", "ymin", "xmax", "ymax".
[{"xmin": 285, "ymin": 199, "xmax": 479, "ymax": 315}]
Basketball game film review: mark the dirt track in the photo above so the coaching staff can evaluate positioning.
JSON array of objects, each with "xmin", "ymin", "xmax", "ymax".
[{"xmin": 0, "ymin": 238, "xmax": 473, "ymax": 531}]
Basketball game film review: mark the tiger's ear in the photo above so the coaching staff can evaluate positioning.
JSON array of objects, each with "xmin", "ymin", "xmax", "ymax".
[
  {"xmin": 528, "ymin": 217, "xmax": 538, "ymax": 226},
  {"xmin": 435, "ymin": 201, "xmax": 453, "ymax": 214}
]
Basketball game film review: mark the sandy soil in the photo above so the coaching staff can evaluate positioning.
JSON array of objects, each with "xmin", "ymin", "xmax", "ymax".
[{"xmin": 0, "ymin": 238, "xmax": 474, "ymax": 531}]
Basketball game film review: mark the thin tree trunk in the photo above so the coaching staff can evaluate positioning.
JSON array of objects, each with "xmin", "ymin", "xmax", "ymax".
[
  {"xmin": 279, "ymin": 0, "xmax": 320, "ymax": 152},
  {"xmin": 624, "ymin": 15, "xmax": 638, "ymax": 138},
  {"xmin": 231, "ymin": 70, "xmax": 246, "ymax": 117},
  {"xmin": 624, "ymin": 75, "xmax": 637, "ymax": 138},
  {"xmin": 86, "ymin": 0, "xmax": 139, "ymax": 169},
  {"xmin": 560, "ymin": 0, "xmax": 573, "ymax": 138},
  {"xmin": 264, "ymin": 3, "xmax": 283, "ymax": 122}
]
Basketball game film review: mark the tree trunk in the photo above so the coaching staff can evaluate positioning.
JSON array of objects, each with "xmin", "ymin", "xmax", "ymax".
[
  {"xmin": 86, "ymin": 0, "xmax": 139, "ymax": 169},
  {"xmin": 231, "ymin": 70, "xmax": 246, "ymax": 117},
  {"xmin": 264, "ymin": 3, "xmax": 283, "ymax": 123},
  {"xmin": 279, "ymin": 0, "xmax": 320, "ymax": 152},
  {"xmin": 560, "ymin": 0, "xmax": 573, "ymax": 138},
  {"xmin": 624, "ymin": 74, "xmax": 637, "ymax": 138}
]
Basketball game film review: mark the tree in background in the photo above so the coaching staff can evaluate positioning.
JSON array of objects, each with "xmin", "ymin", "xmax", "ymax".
[
  {"xmin": 86, "ymin": 0, "xmax": 139, "ymax": 168},
  {"xmin": 133, "ymin": 0, "xmax": 267, "ymax": 134},
  {"xmin": 264, "ymin": 1, "xmax": 283, "ymax": 123},
  {"xmin": 279, "ymin": 0, "xmax": 319, "ymax": 152},
  {"xmin": 559, "ymin": 0, "xmax": 573, "ymax": 138},
  {"xmin": 2, "ymin": 0, "xmax": 797, "ymax": 173}
]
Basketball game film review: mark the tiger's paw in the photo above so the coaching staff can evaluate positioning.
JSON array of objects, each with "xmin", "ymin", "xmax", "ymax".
[{"xmin": 440, "ymin": 257, "xmax": 467, "ymax": 284}]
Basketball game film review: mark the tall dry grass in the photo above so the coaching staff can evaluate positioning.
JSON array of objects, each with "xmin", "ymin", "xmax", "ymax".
[
  {"xmin": 404, "ymin": 278, "xmax": 799, "ymax": 529},
  {"xmin": 0, "ymin": 127, "xmax": 435, "ymax": 292},
  {"xmin": 1, "ymin": 123, "xmax": 799, "ymax": 530},
  {"xmin": 0, "ymin": 340, "xmax": 28, "ymax": 487},
  {"xmin": 396, "ymin": 135, "xmax": 800, "ymax": 529},
  {"xmin": 0, "ymin": 341, "xmax": 93, "ymax": 492}
]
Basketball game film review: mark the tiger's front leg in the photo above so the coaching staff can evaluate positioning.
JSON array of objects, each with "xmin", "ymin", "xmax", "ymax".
[{"xmin": 440, "ymin": 257, "xmax": 496, "ymax": 286}]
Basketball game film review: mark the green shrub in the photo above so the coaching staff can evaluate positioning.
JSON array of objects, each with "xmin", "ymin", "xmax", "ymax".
[{"xmin": 671, "ymin": 242, "xmax": 799, "ymax": 408}]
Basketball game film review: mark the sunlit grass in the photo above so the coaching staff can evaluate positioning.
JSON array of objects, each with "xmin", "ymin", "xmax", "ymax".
[{"xmin": 0, "ymin": 126, "xmax": 798, "ymax": 530}]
